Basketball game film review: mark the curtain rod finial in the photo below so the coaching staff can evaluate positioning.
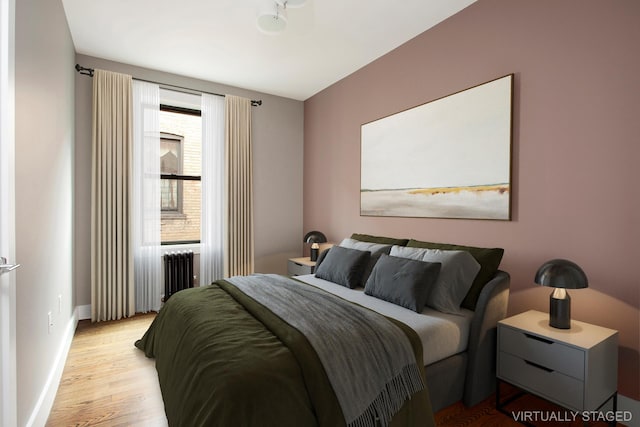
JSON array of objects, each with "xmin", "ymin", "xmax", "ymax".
[{"xmin": 75, "ymin": 64, "xmax": 94, "ymax": 77}]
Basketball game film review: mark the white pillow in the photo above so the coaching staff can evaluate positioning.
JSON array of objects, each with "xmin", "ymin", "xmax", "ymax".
[{"xmin": 389, "ymin": 245, "xmax": 480, "ymax": 315}]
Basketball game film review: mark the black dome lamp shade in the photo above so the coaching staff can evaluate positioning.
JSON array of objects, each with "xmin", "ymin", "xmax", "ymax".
[{"xmin": 535, "ymin": 259, "xmax": 588, "ymax": 329}]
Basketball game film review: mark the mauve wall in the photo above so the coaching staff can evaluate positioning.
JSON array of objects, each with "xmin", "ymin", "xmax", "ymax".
[{"xmin": 304, "ymin": 0, "xmax": 639, "ymax": 399}]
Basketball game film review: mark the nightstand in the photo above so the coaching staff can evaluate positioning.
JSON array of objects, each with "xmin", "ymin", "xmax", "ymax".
[
  {"xmin": 287, "ymin": 257, "xmax": 316, "ymax": 276},
  {"xmin": 497, "ymin": 310, "xmax": 618, "ymax": 422}
]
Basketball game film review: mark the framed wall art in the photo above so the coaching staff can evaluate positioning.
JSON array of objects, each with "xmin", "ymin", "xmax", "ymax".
[{"xmin": 360, "ymin": 74, "xmax": 513, "ymax": 220}]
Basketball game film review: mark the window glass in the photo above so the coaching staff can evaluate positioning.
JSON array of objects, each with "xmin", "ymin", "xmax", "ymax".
[{"xmin": 159, "ymin": 106, "xmax": 201, "ymax": 244}]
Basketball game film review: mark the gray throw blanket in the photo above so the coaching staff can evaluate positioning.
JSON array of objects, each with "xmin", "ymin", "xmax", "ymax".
[{"xmin": 226, "ymin": 274, "xmax": 425, "ymax": 427}]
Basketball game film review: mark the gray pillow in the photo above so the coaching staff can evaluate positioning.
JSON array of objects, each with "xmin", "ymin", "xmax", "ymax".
[
  {"xmin": 339, "ymin": 238, "xmax": 391, "ymax": 254},
  {"xmin": 364, "ymin": 254, "xmax": 441, "ymax": 313},
  {"xmin": 339, "ymin": 238, "xmax": 392, "ymax": 285},
  {"xmin": 314, "ymin": 246, "xmax": 371, "ymax": 289},
  {"xmin": 390, "ymin": 246, "xmax": 480, "ymax": 314}
]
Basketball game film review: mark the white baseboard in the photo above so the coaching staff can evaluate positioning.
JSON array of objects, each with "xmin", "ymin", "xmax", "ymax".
[
  {"xmin": 25, "ymin": 310, "xmax": 78, "ymax": 427},
  {"xmin": 619, "ymin": 394, "xmax": 640, "ymax": 427},
  {"xmin": 75, "ymin": 304, "xmax": 91, "ymax": 321}
]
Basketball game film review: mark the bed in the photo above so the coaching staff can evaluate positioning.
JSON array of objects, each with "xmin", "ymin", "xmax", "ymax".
[{"xmin": 136, "ymin": 234, "xmax": 510, "ymax": 426}]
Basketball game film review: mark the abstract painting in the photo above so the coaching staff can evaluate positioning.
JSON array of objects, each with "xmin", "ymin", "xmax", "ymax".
[{"xmin": 360, "ymin": 74, "xmax": 513, "ymax": 220}]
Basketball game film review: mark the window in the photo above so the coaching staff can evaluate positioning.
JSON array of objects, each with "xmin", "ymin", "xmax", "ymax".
[
  {"xmin": 160, "ymin": 134, "xmax": 183, "ymax": 212},
  {"xmin": 159, "ymin": 102, "xmax": 202, "ymax": 245}
]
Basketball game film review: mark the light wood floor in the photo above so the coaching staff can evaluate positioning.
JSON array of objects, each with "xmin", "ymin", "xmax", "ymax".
[
  {"xmin": 47, "ymin": 313, "xmax": 167, "ymax": 427},
  {"xmin": 48, "ymin": 314, "xmax": 621, "ymax": 427}
]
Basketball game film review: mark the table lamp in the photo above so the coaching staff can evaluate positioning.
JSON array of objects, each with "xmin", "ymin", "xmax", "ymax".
[
  {"xmin": 303, "ymin": 231, "xmax": 327, "ymax": 261},
  {"xmin": 535, "ymin": 259, "xmax": 588, "ymax": 329}
]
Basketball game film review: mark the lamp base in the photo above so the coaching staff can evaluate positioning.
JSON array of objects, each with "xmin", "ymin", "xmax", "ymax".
[
  {"xmin": 310, "ymin": 243, "xmax": 319, "ymax": 261},
  {"xmin": 549, "ymin": 290, "xmax": 571, "ymax": 329}
]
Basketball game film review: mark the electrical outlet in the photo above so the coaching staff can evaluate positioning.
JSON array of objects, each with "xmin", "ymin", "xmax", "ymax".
[
  {"xmin": 58, "ymin": 294, "xmax": 62, "ymax": 314},
  {"xmin": 48, "ymin": 311, "xmax": 53, "ymax": 334}
]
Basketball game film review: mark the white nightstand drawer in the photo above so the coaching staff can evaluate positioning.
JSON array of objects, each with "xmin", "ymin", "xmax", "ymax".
[
  {"xmin": 287, "ymin": 259, "xmax": 314, "ymax": 276},
  {"xmin": 499, "ymin": 352, "xmax": 584, "ymax": 411},
  {"xmin": 500, "ymin": 326, "xmax": 584, "ymax": 380}
]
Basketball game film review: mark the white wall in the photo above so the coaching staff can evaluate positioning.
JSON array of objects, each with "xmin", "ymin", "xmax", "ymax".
[
  {"xmin": 0, "ymin": 0, "xmax": 17, "ymax": 424},
  {"xmin": 74, "ymin": 54, "xmax": 304, "ymax": 307},
  {"xmin": 14, "ymin": 0, "xmax": 76, "ymax": 424}
]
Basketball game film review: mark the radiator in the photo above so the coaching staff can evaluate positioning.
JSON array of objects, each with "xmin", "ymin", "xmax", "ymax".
[{"xmin": 163, "ymin": 251, "xmax": 194, "ymax": 301}]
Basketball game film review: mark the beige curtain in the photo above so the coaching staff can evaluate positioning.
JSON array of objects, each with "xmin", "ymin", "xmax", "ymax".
[
  {"xmin": 91, "ymin": 69, "xmax": 135, "ymax": 322},
  {"xmin": 224, "ymin": 95, "xmax": 254, "ymax": 276}
]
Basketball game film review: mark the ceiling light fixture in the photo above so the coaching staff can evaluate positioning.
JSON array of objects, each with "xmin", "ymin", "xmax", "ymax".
[
  {"xmin": 278, "ymin": 0, "xmax": 307, "ymax": 7},
  {"xmin": 257, "ymin": 0, "xmax": 307, "ymax": 34}
]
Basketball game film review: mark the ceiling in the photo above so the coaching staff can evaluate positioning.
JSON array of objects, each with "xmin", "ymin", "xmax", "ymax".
[{"xmin": 61, "ymin": 0, "xmax": 476, "ymax": 101}]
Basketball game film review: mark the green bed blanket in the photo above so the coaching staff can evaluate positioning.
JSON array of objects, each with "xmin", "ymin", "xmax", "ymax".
[{"xmin": 135, "ymin": 279, "xmax": 435, "ymax": 427}]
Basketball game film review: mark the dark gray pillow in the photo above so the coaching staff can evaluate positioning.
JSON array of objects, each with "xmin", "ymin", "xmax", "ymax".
[
  {"xmin": 390, "ymin": 246, "xmax": 480, "ymax": 315},
  {"xmin": 364, "ymin": 254, "xmax": 441, "ymax": 312},
  {"xmin": 338, "ymin": 238, "xmax": 392, "ymax": 286},
  {"xmin": 314, "ymin": 246, "xmax": 371, "ymax": 289}
]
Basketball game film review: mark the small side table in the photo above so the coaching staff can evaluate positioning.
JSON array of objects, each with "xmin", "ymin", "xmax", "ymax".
[
  {"xmin": 497, "ymin": 310, "xmax": 618, "ymax": 426},
  {"xmin": 287, "ymin": 257, "xmax": 316, "ymax": 276}
]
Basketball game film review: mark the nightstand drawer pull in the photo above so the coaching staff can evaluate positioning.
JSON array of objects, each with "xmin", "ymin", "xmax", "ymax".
[
  {"xmin": 524, "ymin": 360, "xmax": 554, "ymax": 373},
  {"xmin": 294, "ymin": 262, "xmax": 303, "ymax": 266},
  {"xmin": 524, "ymin": 333, "xmax": 553, "ymax": 344}
]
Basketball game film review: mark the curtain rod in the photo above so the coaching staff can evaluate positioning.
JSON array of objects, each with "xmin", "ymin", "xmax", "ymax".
[{"xmin": 75, "ymin": 64, "xmax": 262, "ymax": 107}]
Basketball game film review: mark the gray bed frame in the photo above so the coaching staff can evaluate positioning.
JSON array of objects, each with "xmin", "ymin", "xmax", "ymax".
[{"xmin": 425, "ymin": 270, "xmax": 510, "ymax": 412}]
